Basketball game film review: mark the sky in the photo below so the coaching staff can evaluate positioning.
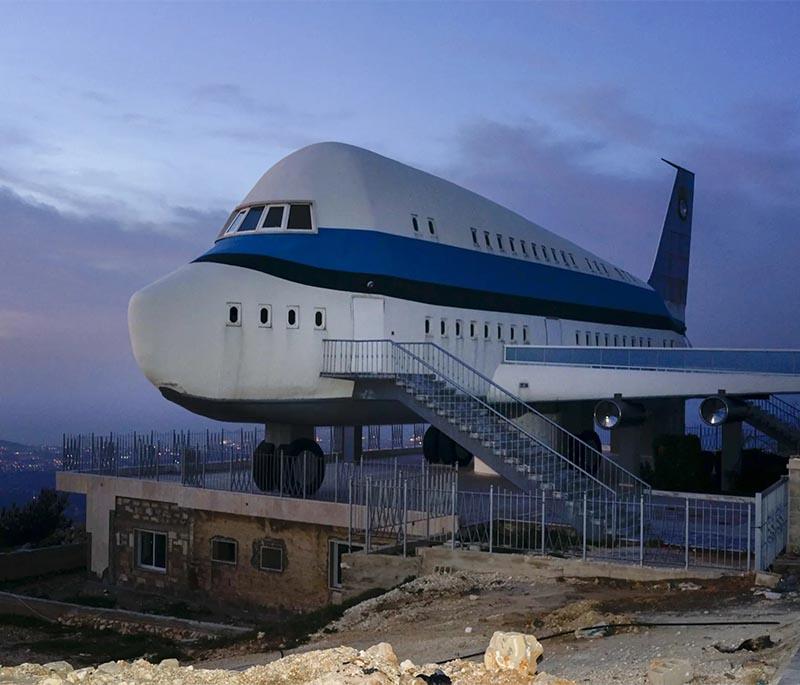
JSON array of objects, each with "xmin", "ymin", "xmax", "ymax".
[{"xmin": 0, "ymin": 2, "xmax": 799, "ymax": 444}]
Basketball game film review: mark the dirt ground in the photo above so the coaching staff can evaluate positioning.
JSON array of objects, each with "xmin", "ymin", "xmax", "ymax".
[{"xmin": 2, "ymin": 570, "xmax": 800, "ymax": 683}]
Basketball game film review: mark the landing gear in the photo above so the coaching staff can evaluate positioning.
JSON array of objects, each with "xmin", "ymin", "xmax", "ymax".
[
  {"xmin": 575, "ymin": 429, "xmax": 602, "ymax": 475},
  {"xmin": 252, "ymin": 437, "xmax": 325, "ymax": 495},
  {"xmin": 422, "ymin": 427, "xmax": 473, "ymax": 468}
]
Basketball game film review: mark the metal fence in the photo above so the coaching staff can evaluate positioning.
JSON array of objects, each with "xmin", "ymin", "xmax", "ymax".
[{"xmin": 60, "ymin": 429, "xmax": 789, "ymax": 572}]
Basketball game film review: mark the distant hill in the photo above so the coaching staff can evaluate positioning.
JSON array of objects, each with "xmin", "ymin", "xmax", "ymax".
[{"xmin": 0, "ymin": 439, "xmax": 33, "ymax": 452}]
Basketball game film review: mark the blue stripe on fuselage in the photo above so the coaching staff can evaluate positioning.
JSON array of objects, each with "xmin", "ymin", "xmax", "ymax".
[{"xmin": 198, "ymin": 228, "xmax": 679, "ymax": 328}]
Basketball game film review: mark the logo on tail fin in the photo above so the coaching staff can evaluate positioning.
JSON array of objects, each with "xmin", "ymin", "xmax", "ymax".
[{"xmin": 648, "ymin": 159, "xmax": 694, "ymax": 329}]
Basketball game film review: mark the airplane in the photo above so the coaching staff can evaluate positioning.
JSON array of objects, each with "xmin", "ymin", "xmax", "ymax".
[{"xmin": 128, "ymin": 142, "xmax": 695, "ymax": 483}]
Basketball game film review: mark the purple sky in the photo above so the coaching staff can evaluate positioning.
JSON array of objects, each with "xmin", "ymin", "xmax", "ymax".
[{"xmin": 1, "ymin": 2, "xmax": 799, "ymax": 444}]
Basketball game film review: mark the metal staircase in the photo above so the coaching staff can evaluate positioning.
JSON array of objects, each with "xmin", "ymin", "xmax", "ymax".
[
  {"xmin": 745, "ymin": 396, "xmax": 800, "ymax": 454},
  {"xmin": 322, "ymin": 340, "xmax": 649, "ymax": 537}
]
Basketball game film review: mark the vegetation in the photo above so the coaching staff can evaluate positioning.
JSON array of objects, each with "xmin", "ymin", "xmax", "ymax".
[
  {"xmin": 0, "ymin": 488, "xmax": 71, "ymax": 550},
  {"xmin": 641, "ymin": 434, "xmax": 714, "ymax": 492}
]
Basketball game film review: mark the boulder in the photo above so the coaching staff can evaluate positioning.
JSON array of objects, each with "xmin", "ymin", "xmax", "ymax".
[{"xmin": 483, "ymin": 631, "xmax": 543, "ymax": 675}]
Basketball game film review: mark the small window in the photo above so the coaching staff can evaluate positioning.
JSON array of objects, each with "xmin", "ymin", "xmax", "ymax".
[
  {"xmin": 647, "ymin": 337, "xmax": 652, "ymax": 347},
  {"xmin": 287, "ymin": 204, "xmax": 313, "ymax": 230},
  {"xmin": 600, "ymin": 263, "xmax": 609, "ymax": 275},
  {"xmin": 211, "ymin": 538, "xmax": 237, "ymax": 565},
  {"xmin": 258, "ymin": 304, "xmax": 272, "ymax": 328},
  {"xmin": 136, "ymin": 530, "xmax": 166, "ymax": 571},
  {"xmin": 631, "ymin": 336, "xmax": 637, "ymax": 347},
  {"xmin": 639, "ymin": 336, "xmax": 644, "ymax": 347},
  {"xmin": 455, "ymin": 320, "xmax": 462, "ymax": 338},
  {"xmin": 424, "ymin": 317, "xmax": 432, "ymax": 336},
  {"xmin": 484, "ymin": 231, "xmax": 492, "ymax": 249},
  {"xmin": 509, "ymin": 237, "xmax": 516, "ymax": 253},
  {"xmin": 569, "ymin": 253, "xmax": 577, "ymax": 267},
  {"xmin": 314, "ymin": 308, "xmax": 326, "ymax": 330},
  {"xmin": 227, "ymin": 302, "xmax": 241, "ymax": 327},
  {"xmin": 225, "ymin": 209, "xmax": 248, "ymax": 234},
  {"xmin": 604, "ymin": 333, "xmax": 610, "ymax": 346},
  {"xmin": 262, "ymin": 205, "xmax": 285, "ymax": 229},
  {"xmin": 551, "ymin": 247, "xmax": 559, "ymax": 263},
  {"xmin": 509, "ymin": 325, "xmax": 516, "ymax": 341},
  {"xmin": 471, "ymin": 227, "xmax": 478, "ymax": 246},
  {"xmin": 542, "ymin": 246, "xmax": 550, "ymax": 262},
  {"xmin": 560, "ymin": 250, "xmax": 569, "ymax": 265},
  {"xmin": 595, "ymin": 332, "xmax": 601, "ymax": 346},
  {"xmin": 260, "ymin": 544, "xmax": 284, "ymax": 572},
  {"xmin": 497, "ymin": 324, "xmax": 503, "ymax": 341},
  {"xmin": 522, "ymin": 326, "xmax": 529, "ymax": 343},
  {"xmin": 496, "ymin": 234, "xmax": 504, "ymax": 251},
  {"xmin": 238, "ymin": 205, "xmax": 265, "ymax": 232},
  {"xmin": 427, "ymin": 218, "xmax": 436, "ymax": 235},
  {"xmin": 287, "ymin": 306, "xmax": 299, "ymax": 328},
  {"xmin": 623, "ymin": 335, "xmax": 628, "ymax": 346},
  {"xmin": 593, "ymin": 260, "xmax": 601, "ymax": 273},
  {"xmin": 440, "ymin": 319, "xmax": 447, "ymax": 337},
  {"xmin": 575, "ymin": 331, "xmax": 581, "ymax": 345},
  {"xmin": 469, "ymin": 321, "xmax": 477, "ymax": 339},
  {"xmin": 614, "ymin": 334, "xmax": 619, "ymax": 346},
  {"xmin": 520, "ymin": 240, "xmax": 528, "ymax": 257},
  {"xmin": 412, "ymin": 215, "xmax": 420, "ymax": 232},
  {"xmin": 585, "ymin": 332, "xmax": 591, "ymax": 346},
  {"xmin": 532, "ymin": 244, "xmax": 539, "ymax": 260},
  {"xmin": 484, "ymin": 323, "xmax": 490, "ymax": 340},
  {"xmin": 586, "ymin": 258, "xmax": 594, "ymax": 272}
]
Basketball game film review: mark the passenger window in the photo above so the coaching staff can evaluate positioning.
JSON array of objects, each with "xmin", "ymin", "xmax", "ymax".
[
  {"xmin": 471, "ymin": 227, "xmax": 478, "ymax": 246},
  {"xmin": 551, "ymin": 247, "xmax": 559, "ymax": 263},
  {"xmin": 561, "ymin": 250, "xmax": 569, "ymax": 265},
  {"xmin": 484, "ymin": 323, "xmax": 490, "ymax": 340},
  {"xmin": 258, "ymin": 304, "xmax": 272, "ymax": 328},
  {"xmin": 532, "ymin": 244, "xmax": 539, "ymax": 260},
  {"xmin": 510, "ymin": 325, "xmax": 516, "ymax": 341},
  {"xmin": 595, "ymin": 333, "xmax": 600, "ymax": 346},
  {"xmin": 522, "ymin": 326, "xmax": 529, "ymax": 343},
  {"xmin": 520, "ymin": 240, "xmax": 528, "ymax": 257},
  {"xmin": 262, "ymin": 205, "xmax": 285, "ymax": 229},
  {"xmin": 227, "ymin": 302, "xmax": 241, "ymax": 327},
  {"xmin": 497, "ymin": 324, "xmax": 503, "ymax": 341},
  {"xmin": 604, "ymin": 333, "xmax": 610, "ymax": 346},
  {"xmin": 412, "ymin": 215, "xmax": 420, "ymax": 232},
  {"xmin": 428, "ymin": 218, "xmax": 436, "ymax": 235},
  {"xmin": 623, "ymin": 335, "xmax": 628, "ymax": 346},
  {"xmin": 542, "ymin": 246, "xmax": 550, "ymax": 262},
  {"xmin": 469, "ymin": 321, "xmax": 477, "ymax": 339},
  {"xmin": 440, "ymin": 319, "xmax": 447, "ymax": 337},
  {"xmin": 424, "ymin": 317, "xmax": 431, "ymax": 335},
  {"xmin": 569, "ymin": 253, "xmax": 577, "ymax": 267},
  {"xmin": 314, "ymin": 308, "xmax": 326, "ymax": 330},
  {"xmin": 585, "ymin": 332, "xmax": 591, "ymax": 346},
  {"xmin": 509, "ymin": 237, "xmax": 516, "ymax": 253},
  {"xmin": 496, "ymin": 234, "xmax": 504, "ymax": 251},
  {"xmin": 614, "ymin": 335, "xmax": 619, "ymax": 346},
  {"xmin": 287, "ymin": 306, "xmax": 299, "ymax": 328},
  {"xmin": 287, "ymin": 204, "xmax": 313, "ymax": 230},
  {"xmin": 484, "ymin": 231, "xmax": 492, "ymax": 250},
  {"xmin": 455, "ymin": 320, "xmax": 462, "ymax": 338},
  {"xmin": 575, "ymin": 331, "xmax": 581, "ymax": 345}
]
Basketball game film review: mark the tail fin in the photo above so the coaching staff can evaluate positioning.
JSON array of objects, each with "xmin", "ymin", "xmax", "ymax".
[{"xmin": 648, "ymin": 159, "xmax": 694, "ymax": 327}]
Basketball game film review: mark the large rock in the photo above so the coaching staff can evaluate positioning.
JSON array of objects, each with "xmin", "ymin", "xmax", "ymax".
[
  {"xmin": 483, "ymin": 631, "xmax": 544, "ymax": 675},
  {"xmin": 647, "ymin": 658, "xmax": 693, "ymax": 685}
]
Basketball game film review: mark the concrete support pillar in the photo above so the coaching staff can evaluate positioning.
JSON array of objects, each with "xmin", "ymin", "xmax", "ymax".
[
  {"xmin": 787, "ymin": 457, "xmax": 800, "ymax": 555},
  {"xmin": 342, "ymin": 425, "xmax": 363, "ymax": 462},
  {"xmin": 721, "ymin": 421, "xmax": 743, "ymax": 492},
  {"xmin": 610, "ymin": 425, "xmax": 646, "ymax": 474}
]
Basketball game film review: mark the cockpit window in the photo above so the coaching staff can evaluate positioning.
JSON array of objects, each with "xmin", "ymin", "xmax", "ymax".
[
  {"xmin": 262, "ymin": 205, "xmax": 285, "ymax": 229},
  {"xmin": 238, "ymin": 205, "xmax": 265, "ymax": 232},
  {"xmin": 287, "ymin": 204, "xmax": 312, "ymax": 230},
  {"xmin": 225, "ymin": 209, "xmax": 248, "ymax": 234}
]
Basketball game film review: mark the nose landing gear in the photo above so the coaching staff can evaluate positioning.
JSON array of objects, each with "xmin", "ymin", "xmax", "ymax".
[
  {"xmin": 252, "ymin": 437, "xmax": 325, "ymax": 495},
  {"xmin": 422, "ymin": 426, "xmax": 473, "ymax": 468}
]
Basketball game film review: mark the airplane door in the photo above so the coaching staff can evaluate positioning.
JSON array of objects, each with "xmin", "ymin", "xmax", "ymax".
[
  {"xmin": 545, "ymin": 318, "xmax": 562, "ymax": 345},
  {"xmin": 352, "ymin": 297, "xmax": 385, "ymax": 373}
]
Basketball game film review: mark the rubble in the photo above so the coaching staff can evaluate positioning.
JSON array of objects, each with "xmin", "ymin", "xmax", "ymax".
[{"xmin": 484, "ymin": 630, "xmax": 543, "ymax": 675}]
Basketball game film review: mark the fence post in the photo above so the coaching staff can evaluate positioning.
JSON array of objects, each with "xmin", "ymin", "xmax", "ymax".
[
  {"xmin": 541, "ymin": 489, "xmax": 546, "ymax": 556},
  {"xmin": 279, "ymin": 449, "xmax": 285, "ymax": 497},
  {"xmin": 451, "ymin": 477, "xmax": 457, "ymax": 550},
  {"xmin": 402, "ymin": 479, "xmax": 408, "ymax": 558},
  {"xmin": 365, "ymin": 477, "xmax": 371, "ymax": 553},
  {"xmin": 334, "ymin": 452, "xmax": 339, "ymax": 503},
  {"xmin": 348, "ymin": 477, "xmax": 353, "ymax": 553},
  {"xmin": 747, "ymin": 502, "xmax": 752, "ymax": 572},
  {"xmin": 755, "ymin": 491, "xmax": 763, "ymax": 571},
  {"xmin": 582, "ymin": 491, "xmax": 588, "ymax": 561},
  {"xmin": 303, "ymin": 451, "xmax": 308, "ymax": 499},
  {"xmin": 639, "ymin": 494, "xmax": 644, "ymax": 566},
  {"xmin": 684, "ymin": 497, "xmax": 690, "ymax": 570},
  {"xmin": 489, "ymin": 486, "xmax": 494, "ymax": 554}
]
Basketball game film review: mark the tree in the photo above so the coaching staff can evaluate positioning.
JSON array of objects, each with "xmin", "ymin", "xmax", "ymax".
[{"xmin": 0, "ymin": 488, "xmax": 70, "ymax": 549}]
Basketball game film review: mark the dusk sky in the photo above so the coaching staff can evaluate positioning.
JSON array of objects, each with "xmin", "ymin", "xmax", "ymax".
[{"xmin": 1, "ymin": 2, "xmax": 799, "ymax": 444}]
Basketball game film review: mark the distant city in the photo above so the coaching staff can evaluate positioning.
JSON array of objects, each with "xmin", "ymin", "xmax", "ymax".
[{"xmin": 0, "ymin": 439, "xmax": 85, "ymax": 521}]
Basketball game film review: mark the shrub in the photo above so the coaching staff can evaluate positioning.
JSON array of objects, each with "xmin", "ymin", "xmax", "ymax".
[
  {"xmin": 645, "ymin": 434, "xmax": 714, "ymax": 492},
  {"xmin": 0, "ymin": 488, "xmax": 70, "ymax": 549}
]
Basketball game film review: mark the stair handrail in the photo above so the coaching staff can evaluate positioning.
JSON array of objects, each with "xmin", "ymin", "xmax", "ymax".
[{"xmin": 388, "ymin": 341, "xmax": 617, "ymax": 497}]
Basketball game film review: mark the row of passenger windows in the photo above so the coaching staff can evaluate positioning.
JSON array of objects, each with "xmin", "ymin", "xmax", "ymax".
[
  {"xmin": 226, "ymin": 303, "xmax": 326, "ymax": 330},
  {"xmin": 411, "ymin": 214, "xmax": 436, "ymax": 236},
  {"xmin": 575, "ymin": 330, "xmax": 678, "ymax": 348},
  {"xmin": 221, "ymin": 202, "xmax": 314, "ymax": 236},
  {"xmin": 424, "ymin": 317, "xmax": 530, "ymax": 343}
]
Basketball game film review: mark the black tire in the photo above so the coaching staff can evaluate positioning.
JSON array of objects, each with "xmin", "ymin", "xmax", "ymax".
[
  {"xmin": 454, "ymin": 443, "xmax": 473, "ymax": 468},
  {"xmin": 423, "ymin": 426, "xmax": 441, "ymax": 464},
  {"xmin": 252, "ymin": 440, "xmax": 277, "ymax": 492},
  {"xmin": 577, "ymin": 429, "xmax": 603, "ymax": 475},
  {"xmin": 422, "ymin": 426, "xmax": 463, "ymax": 466},
  {"xmin": 285, "ymin": 437, "xmax": 325, "ymax": 496}
]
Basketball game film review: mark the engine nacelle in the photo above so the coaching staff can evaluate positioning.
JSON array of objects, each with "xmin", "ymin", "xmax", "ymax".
[
  {"xmin": 699, "ymin": 395, "xmax": 751, "ymax": 426},
  {"xmin": 593, "ymin": 398, "xmax": 646, "ymax": 430}
]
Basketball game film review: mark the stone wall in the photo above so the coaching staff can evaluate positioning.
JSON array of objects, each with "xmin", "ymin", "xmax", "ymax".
[
  {"xmin": 788, "ymin": 458, "xmax": 800, "ymax": 555},
  {"xmin": 110, "ymin": 497, "xmax": 349, "ymax": 611},
  {"xmin": 0, "ymin": 543, "xmax": 87, "ymax": 582}
]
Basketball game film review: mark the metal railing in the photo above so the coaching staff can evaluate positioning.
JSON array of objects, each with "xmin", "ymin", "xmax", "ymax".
[
  {"xmin": 755, "ymin": 476, "xmax": 789, "ymax": 571},
  {"xmin": 504, "ymin": 346, "xmax": 800, "ymax": 376},
  {"xmin": 321, "ymin": 339, "xmax": 649, "ymax": 501},
  {"xmin": 686, "ymin": 424, "xmax": 779, "ymax": 453}
]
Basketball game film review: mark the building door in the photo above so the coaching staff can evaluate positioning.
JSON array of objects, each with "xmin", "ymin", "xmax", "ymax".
[
  {"xmin": 351, "ymin": 297, "xmax": 385, "ymax": 373},
  {"xmin": 545, "ymin": 317, "xmax": 562, "ymax": 345}
]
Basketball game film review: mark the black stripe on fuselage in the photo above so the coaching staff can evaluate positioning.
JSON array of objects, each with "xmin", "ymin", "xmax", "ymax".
[{"xmin": 193, "ymin": 252, "xmax": 686, "ymax": 334}]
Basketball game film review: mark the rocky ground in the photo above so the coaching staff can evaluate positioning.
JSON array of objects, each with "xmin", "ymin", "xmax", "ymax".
[{"xmin": 2, "ymin": 570, "xmax": 800, "ymax": 683}]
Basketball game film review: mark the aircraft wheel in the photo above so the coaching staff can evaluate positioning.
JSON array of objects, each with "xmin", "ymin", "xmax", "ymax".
[
  {"xmin": 578, "ymin": 429, "xmax": 603, "ymax": 475},
  {"xmin": 252, "ymin": 440, "xmax": 277, "ymax": 492},
  {"xmin": 422, "ymin": 426, "xmax": 458, "ymax": 466},
  {"xmin": 454, "ymin": 443, "xmax": 473, "ymax": 468},
  {"xmin": 285, "ymin": 438, "xmax": 325, "ymax": 496}
]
